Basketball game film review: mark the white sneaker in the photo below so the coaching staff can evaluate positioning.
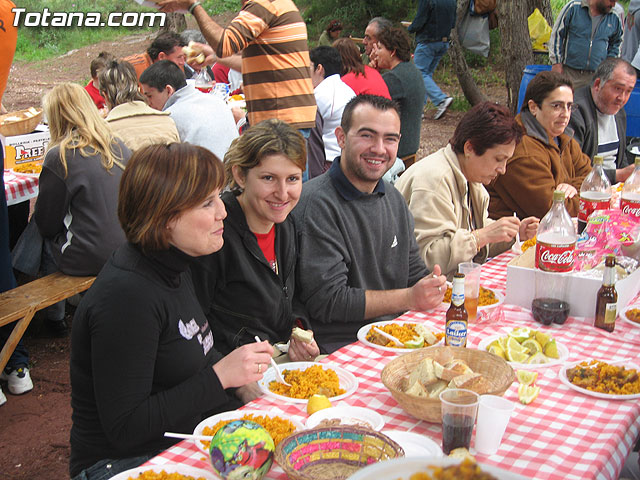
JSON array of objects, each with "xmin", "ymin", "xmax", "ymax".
[
  {"xmin": 1, "ymin": 366, "xmax": 33, "ymax": 395},
  {"xmin": 434, "ymin": 97, "xmax": 453, "ymax": 120},
  {"xmin": 0, "ymin": 386, "xmax": 6, "ymax": 406}
]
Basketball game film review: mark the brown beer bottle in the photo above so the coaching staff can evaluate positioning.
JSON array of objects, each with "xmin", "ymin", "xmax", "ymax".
[
  {"xmin": 594, "ymin": 254, "xmax": 617, "ymax": 332},
  {"xmin": 445, "ymin": 273, "xmax": 468, "ymax": 347}
]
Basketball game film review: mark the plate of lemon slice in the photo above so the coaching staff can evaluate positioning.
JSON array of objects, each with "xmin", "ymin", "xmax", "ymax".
[{"xmin": 477, "ymin": 327, "xmax": 569, "ymax": 368}]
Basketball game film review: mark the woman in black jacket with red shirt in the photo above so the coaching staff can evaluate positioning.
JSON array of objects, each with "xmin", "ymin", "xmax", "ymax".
[{"xmin": 191, "ymin": 119, "xmax": 320, "ymax": 361}]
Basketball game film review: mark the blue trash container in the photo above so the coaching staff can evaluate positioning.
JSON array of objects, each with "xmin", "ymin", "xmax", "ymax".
[
  {"xmin": 624, "ymin": 79, "xmax": 640, "ymax": 138},
  {"xmin": 516, "ymin": 64, "xmax": 552, "ymax": 112}
]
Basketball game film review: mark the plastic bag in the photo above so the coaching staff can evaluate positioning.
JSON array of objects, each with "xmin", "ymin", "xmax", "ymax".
[
  {"xmin": 575, "ymin": 209, "xmax": 640, "ymax": 271},
  {"xmin": 458, "ymin": 9, "xmax": 490, "ymax": 57},
  {"xmin": 528, "ymin": 8, "xmax": 551, "ymax": 52}
]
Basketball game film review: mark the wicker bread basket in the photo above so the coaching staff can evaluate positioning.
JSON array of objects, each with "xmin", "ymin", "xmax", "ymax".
[
  {"xmin": 0, "ymin": 108, "xmax": 43, "ymax": 137},
  {"xmin": 381, "ymin": 346, "xmax": 515, "ymax": 423},
  {"xmin": 275, "ymin": 426, "xmax": 404, "ymax": 480}
]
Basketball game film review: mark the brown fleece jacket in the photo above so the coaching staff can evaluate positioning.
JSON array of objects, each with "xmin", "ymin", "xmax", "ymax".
[{"xmin": 487, "ymin": 111, "xmax": 592, "ymax": 220}]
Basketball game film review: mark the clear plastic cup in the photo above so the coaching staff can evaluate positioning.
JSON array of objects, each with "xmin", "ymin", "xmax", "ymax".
[
  {"xmin": 440, "ymin": 388, "xmax": 479, "ymax": 455},
  {"xmin": 474, "ymin": 394, "xmax": 515, "ymax": 455},
  {"xmin": 458, "ymin": 262, "xmax": 481, "ymax": 321}
]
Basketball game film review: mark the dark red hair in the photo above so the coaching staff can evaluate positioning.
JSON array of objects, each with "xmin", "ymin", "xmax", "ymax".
[{"xmin": 450, "ymin": 102, "xmax": 523, "ymax": 155}]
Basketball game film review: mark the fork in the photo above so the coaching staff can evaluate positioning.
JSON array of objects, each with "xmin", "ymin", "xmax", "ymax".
[
  {"xmin": 255, "ymin": 335, "xmax": 291, "ymax": 386},
  {"xmin": 373, "ymin": 326, "xmax": 404, "ymax": 347}
]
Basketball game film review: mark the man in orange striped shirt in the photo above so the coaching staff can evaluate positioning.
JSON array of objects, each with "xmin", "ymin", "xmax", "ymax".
[{"xmin": 158, "ymin": 0, "xmax": 316, "ymax": 131}]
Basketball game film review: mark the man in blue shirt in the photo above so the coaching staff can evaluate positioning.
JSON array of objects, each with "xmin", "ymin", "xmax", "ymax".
[
  {"xmin": 549, "ymin": 0, "xmax": 623, "ymax": 89},
  {"xmin": 408, "ymin": 0, "xmax": 457, "ymax": 120}
]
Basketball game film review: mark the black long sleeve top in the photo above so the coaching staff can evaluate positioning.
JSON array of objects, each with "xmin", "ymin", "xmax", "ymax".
[{"xmin": 69, "ymin": 243, "xmax": 239, "ymax": 477}]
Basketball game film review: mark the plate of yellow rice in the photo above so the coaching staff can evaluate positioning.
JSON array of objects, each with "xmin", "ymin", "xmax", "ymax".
[
  {"xmin": 192, "ymin": 409, "xmax": 305, "ymax": 454},
  {"xmin": 258, "ymin": 361, "xmax": 358, "ymax": 403}
]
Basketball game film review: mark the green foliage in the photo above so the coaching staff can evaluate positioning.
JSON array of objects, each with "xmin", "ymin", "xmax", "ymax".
[
  {"xmin": 201, "ymin": 0, "xmax": 238, "ymax": 16},
  {"xmin": 14, "ymin": 0, "xmax": 159, "ymax": 61},
  {"xmin": 297, "ymin": 0, "xmax": 417, "ymax": 42}
]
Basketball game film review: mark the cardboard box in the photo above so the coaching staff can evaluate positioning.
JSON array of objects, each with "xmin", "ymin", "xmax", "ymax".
[
  {"xmin": 2, "ymin": 124, "xmax": 50, "ymax": 169},
  {"xmin": 506, "ymin": 248, "xmax": 640, "ymax": 318}
]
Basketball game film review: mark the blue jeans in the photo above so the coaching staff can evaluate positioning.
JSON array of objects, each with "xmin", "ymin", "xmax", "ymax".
[
  {"xmin": 414, "ymin": 41, "xmax": 449, "ymax": 106},
  {"xmin": 71, "ymin": 453, "xmax": 159, "ymax": 480}
]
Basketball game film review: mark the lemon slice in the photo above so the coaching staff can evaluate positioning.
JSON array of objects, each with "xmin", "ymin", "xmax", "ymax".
[
  {"xmin": 521, "ymin": 339, "xmax": 542, "ymax": 355},
  {"xmin": 543, "ymin": 339, "xmax": 559, "ymax": 359},
  {"xmin": 508, "ymin": 327, "xmax": 531, "ymax": 343},
  {"xmin": 516, "ymin": 370, "xmax": 538, "ymax": 386},
  {"xmin": 488, "ymin": 344, "xmax": 506, "ymax": 359},
  {"xmin": 535, "ymin": 331, "xmax": 551, "ymax": 348},
  {"xmin": 404, "ymin": 335, "xmax": 425, "ymax": 349},
  {"xmin": 497, "ymin": 336, "xmax": 508, "ymax": 350},
  {"xmin": 507, "ymin": 346, "xmax": 529, "ymax": 363},
  {"xmin": 518, "ymin": 384, "xmax": 540, "ymax": 405},
  {"xmin": 506, "ymin": 336, "xmax": 527, "ymax": 353},
  {"xmin": 527, "ymin": 352, "xmax": 548, "ymax": 364},
  {"xmin": 487, "ymin": 339, "xmax": 502, "ymax": 351},
  {"xmin": 307, "ymin": 394, "xmax": 332, "ymax": 415}
]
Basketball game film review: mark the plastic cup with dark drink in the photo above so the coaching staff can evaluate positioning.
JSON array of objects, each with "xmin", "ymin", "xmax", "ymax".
[{"xmin": 439, "ymin": 389, "xmax": 479, "ymax": 455}]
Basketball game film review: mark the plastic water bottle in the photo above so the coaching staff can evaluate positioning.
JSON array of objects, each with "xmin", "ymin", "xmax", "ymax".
[
  {"xmin": 621, "ymin": 157, "xmax": 640, "ymax": 219},
  {"xmin": 578, "ymin": 155, "xmax": 611, "ymax": 233}
]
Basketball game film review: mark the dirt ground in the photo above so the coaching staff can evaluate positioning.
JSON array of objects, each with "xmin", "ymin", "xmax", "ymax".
[{"xmin": 0, "ymin": 31, "xmax": 506, "ymax": 480}]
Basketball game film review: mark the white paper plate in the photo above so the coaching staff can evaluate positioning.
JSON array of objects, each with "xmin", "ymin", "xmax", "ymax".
[
  {"xmin": 110, "ymin": 464, "xmax": 218, "ymax": 480},
  {"xmin": 356, "ymin": 320, "xmax": 443, "ymax": 353},
  {"xmin": 558, "ymin": 359, "xmax": 640, "ymax": 400},
  {"xmin": 193, "ymin": 409, "xmax": 305, "ymax": 454},
  {"xmin": 346, "ymin": 456, "xmax": 529, "ymax": 480},
  {"xmin": 619, "ymin": 304, "xmax": 640, "ymax": 328},
  {"xmin": 477, "ymin": 334, "xmax": 569, "ymax": 368},
  {"xmin": 442, "ymin": 285, "xmax": 504, "ymax": 311},
  {"xmin": 381, "ymin": 431, "xmax": 443, "ymax": 458},
  {"xmin": 306, "ymin": 406, "xmax": 384, "ymax": 431},
  {"xmin": 258, "ymin": 361, "xmax": 358, "ymax": 403}
]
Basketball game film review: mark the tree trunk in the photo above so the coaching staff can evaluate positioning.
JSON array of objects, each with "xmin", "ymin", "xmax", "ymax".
[
  {"xmin": 451, "ymin": 0, "xmax": 487, "ymax": 106},
  {"xmin": 497, "ymin": 1, "xmax": 534, "ymax": 114},
  {"xmin": 527, "ymin": 0, "xmax": 554, "ymax": 26},
  {"xmin": 160, "ymin": 13, "xmax": 186, "ymax": 33}
]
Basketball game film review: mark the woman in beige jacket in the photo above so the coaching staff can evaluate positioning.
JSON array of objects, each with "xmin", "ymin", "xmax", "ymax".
[
  {"xmin": 99, "ymin": 59, "xmax": 180, "ymax": 151},
  {"xmin": 395, "ymin": 102, "xmax": 539, "ymax": 277}
]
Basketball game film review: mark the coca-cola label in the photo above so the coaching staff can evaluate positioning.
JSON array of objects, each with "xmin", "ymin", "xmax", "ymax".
[
  {"xmin": 535, "ymin": 241, "xmax": 575, "ymax": 272},
  {"xmin": 578, "ymin": 197, "xmax": 610, "ymax": 222},
  {"xmin": 621, "ymin": 199, "xmax": 640, "ymax": 219}
]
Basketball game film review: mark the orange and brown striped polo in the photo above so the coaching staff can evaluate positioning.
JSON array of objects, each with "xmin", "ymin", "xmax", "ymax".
[{"xmin": 217, "ymin": 0, "xmax": 316, "ymax": 129}]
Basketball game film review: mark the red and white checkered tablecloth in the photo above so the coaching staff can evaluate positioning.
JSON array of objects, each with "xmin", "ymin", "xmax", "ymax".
[
  {"xmin": 4, "ymin": 170, "xmax": 38, "ymax": 206},
  {"xmin": 147, "ymin": 251, "xmax": 640, "ymax": 480}
]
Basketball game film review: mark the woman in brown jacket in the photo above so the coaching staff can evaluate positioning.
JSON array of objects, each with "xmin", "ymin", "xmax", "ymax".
[{"xmin": 487, "ymin": 71, "xmax": 592, "ymax": 220}]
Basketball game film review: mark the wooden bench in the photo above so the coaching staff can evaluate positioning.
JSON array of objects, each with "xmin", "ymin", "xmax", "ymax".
[{"xmin": 0, "ymin": 272, "xmax": 95, "ymax": 372}]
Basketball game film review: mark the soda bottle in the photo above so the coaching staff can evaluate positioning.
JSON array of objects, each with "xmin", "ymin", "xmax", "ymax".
[
  {"xmin": 621, "ymin": 157, "xmax": 640, "ymax": 219},
  {"xmin": 445, "ymin": 273, "xmax": 468, "ymax": 347},
  {"xmin": 578, "ymin": 155, "xmax": 611, "ymax": 233},
  {"xmin": 535, "ymin": 190, "xmax": 577, "ymax": 272},
  {"xmin": 594, "ymin": 254, "xmax": 617, "ymax": 332}
]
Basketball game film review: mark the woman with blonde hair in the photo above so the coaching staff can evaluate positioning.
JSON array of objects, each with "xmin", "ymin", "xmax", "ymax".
[
  {"xmin": 70, "ymin": 143, "xmax": 274, "ymax": 479},
  {"xmin": 191, "ymin": 119, "xmax": 320, "ymax": 361},
  {"xmin": 32, "ymin": 82, "xmax": 131, "ymax": 333},
  {"xmin": 100, "ymin": 59, "xmax": 179, "ymax": 151}
]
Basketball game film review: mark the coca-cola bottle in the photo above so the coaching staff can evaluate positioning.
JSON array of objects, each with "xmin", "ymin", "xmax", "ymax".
[
  {"xmin": 533, "ymin": 191, "xmax": 575, "ymax": 325},
  {"xmin": 535, "ymin": 190, "xmax": 577, "ymax": 272},
  {"xmin": 621, "ymin": 157, "xmax": 640, "ymax": 220},
  {"xmin": 578, "ymin": 155, "xmax": 611, "ymax": 233}
]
